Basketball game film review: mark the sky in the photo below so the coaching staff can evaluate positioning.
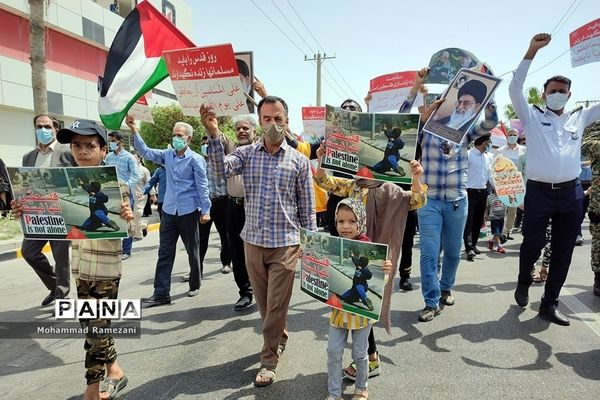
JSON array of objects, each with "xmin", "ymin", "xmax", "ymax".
[{"xmin": 190, "ymin": 0, "xmax": 599, "ymax": 133}]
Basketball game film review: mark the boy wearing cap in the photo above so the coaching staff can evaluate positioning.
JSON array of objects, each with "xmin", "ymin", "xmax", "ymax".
[{"xmin": 13, "ymin": 119, "xmax": 134, "ymax": 400}]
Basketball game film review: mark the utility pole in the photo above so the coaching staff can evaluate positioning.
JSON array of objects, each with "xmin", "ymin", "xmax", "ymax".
[
  {"xmin": 576, "ymin": 99, "xmax": 600, "ymax": 107},
  {"xmin": 305, "ymin": 52, "xmax": 335, "ymax": 106}
]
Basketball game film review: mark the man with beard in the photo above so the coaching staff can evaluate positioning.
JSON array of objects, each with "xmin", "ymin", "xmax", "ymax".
[
  {"xmin": 435, "ymin": 79, "xmax": 488, "ymax": 132},
  {"xmin": 201, "ymin": 96, "xmax": 316, "ymax": 387}
]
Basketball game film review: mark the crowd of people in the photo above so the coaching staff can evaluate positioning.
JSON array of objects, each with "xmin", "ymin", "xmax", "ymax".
[{"xmin": 2, "ymin": 33, "xmax": 600, "ymax": 400}]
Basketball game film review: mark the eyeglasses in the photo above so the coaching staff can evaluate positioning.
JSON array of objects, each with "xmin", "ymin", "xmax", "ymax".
[
  {"xmin": 455, "ymin": 100, "xmax": 475, "ymax": 108},
  {"xmin": 36, "ymin": 124, "xmax": 53, "ymax": 129},
  {"xmin": 341, "ymin": 104, "xmax": 359, "ymax": 111}
]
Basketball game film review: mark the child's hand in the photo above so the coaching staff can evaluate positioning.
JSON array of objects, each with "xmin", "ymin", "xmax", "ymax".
[
  {"xmin": 410, "ymin": 160, "xmax": 424, "ymax": 179},
  {"xmin": 120, "ymin": 201, "xmax": 134, "ymax": 222},
  {"xmin": 10, "ymin": 200, "xmax": 23, "ymax": 219},
  {"xmin": 316, "ymin": 144, "xmax": 326, "ymax": 159},
  {"xmin": 382, "ymin": 259, "xmax": 392, "ymax": 282}
]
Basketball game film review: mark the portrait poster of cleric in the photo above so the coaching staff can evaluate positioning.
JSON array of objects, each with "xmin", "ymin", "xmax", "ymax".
[
  {"xmin": 299, "ymin": 228, "xmax": 388, "ymax": 321},
  {"xmin": 321, "ymin": 105, "xmax": 420, "ymax": 184},
  {"xmin": 235, "ymin": 51, "xmax": 255, "ymax": 113},
  {"xmin": 422, "ymin": 69, "xmax": 501, "ymax": 144},
  {"xmin": 7, "ymin": 166, "xmax": 128, "ymax": 241}
]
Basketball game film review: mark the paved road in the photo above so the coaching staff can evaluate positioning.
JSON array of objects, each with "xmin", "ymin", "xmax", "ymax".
[{"xmin": 0, "ymin": 224, "xmax": 599, "ymax": 399}]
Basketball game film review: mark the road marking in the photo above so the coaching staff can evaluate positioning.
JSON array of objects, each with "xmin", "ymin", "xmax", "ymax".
[{"xmin": 561, "ymin": 287, "xmax": 600, "ymax": 337}]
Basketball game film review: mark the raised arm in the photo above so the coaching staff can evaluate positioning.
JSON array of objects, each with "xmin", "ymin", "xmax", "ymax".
[
  {"xmin": 200, "ymin": 104, "xmax": 246, "ymax": 178},
  {"xmin": 296, "ymin": 157, "xmax": 317, "ymax": 231},
  {"xmin": 509, "ymin": 33, "xmax": 551, "ymax": 124},
  {"xmin": 126, "ymin": 116, "xmax": 166, "ymax": 165}
]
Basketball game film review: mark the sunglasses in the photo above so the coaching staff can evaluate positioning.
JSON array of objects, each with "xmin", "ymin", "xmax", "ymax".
[{"xmin": 341, "ymin": 104, "xmax": 359, "ymax": 111}]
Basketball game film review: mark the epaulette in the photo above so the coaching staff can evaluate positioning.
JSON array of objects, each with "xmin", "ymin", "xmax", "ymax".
[
  {"xmin": 533, "ymin": 105, "xmax": 545, "ymax": 113},
  {"xmin": 569, "ymin": 106, "xmax": 583, "ymax": 114}
]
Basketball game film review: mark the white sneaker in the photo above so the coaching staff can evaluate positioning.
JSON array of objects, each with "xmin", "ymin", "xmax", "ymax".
[
  {"xmin": 188, "ymin": 289, "xmax": 200, "ymax": 297},
  {"xmin": 221, "ymin": 265, "xmax": 232, "ymax": 274}
]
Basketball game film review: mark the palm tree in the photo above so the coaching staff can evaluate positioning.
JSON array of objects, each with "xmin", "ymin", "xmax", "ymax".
[
  {"xmin": 504, "ymin": 87, "xmax": 544, "ymax": 120},
  {"xmin": 29, "ymin": 0, "xmax": 47, "ymax": 114}
]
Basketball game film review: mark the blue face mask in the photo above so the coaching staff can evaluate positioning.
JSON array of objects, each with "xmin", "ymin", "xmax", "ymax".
[
  {"xmin": 109, "ymin": 142, "xmax": 119, "ymax": 151},
  {"xmin": 485, "ymin": 143, "xmax": 492, "ymax": 152},
  {"xmin": 36, "ymin": 128, "xmax": 54, "ymax": 145},
  {"xmin": 172, "ymin": 136, "xmax": 187, "ymax": 151}
]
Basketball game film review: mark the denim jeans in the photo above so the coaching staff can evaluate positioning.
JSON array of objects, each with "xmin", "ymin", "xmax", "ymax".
[
  {"xmin": 327, "ymin": 324, "xmax": 369, "ymax": 398},
  {"xmin": 418, "ymin": 197, "xmax": 468, "ymax": 308}
]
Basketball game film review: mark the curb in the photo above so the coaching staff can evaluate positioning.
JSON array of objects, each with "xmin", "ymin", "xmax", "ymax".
[{"xmin": 0, "ymin": 223, "xmax": 161, "ymax": 263}]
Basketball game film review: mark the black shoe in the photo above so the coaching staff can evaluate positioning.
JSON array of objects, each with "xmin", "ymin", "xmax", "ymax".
[
  {"xmin": 466, "ymin": 250, "xmax": 476, "ymax": 261},
  {"xmin": 593, "ymin": 272, "xmax": 600, "ymax": 297},
  {"xmin": 514, "ymin": 283, "xmax": 530, "ymax": 307},
  {"xmin": 500, "ymin": 234, "xmax": 507, "ymax": 244},
  {"xmin": 472, "ymin": 247, "xmax": 481, "ymax": 255},
  {"xmin": 142, "ymin": 228, "xmax": 148, "ymax": 237},
  {"xmin": 41, "ymin": 291, "xmax": 56, "ymax": 307},
  {"xmin": 399, "ymin": 279, "xmax": 413, "ymax": 291},
  {"xmin": 141, "ymin": 295, "xmax": 171, "ymax": 308},
  {"xmin": 538, "ymin": 304, "xmax": 570, "ymax": 326},
  {"xmin": 506, "ymin": 235, "xmax": 514, "ymax": 240},
  {"xmin": 234, "ymin": 296, "xmax": 253, "ymax": 311}
]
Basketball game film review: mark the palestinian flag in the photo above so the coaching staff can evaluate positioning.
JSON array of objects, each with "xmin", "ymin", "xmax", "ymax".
[{"xmin": 98, "ymin": 1, "xmax": 194, "ymax": 129}]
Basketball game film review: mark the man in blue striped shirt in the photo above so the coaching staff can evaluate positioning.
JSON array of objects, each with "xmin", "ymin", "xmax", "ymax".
[
  {"xmin": 201, "ymin": 96, "xmax": 316, "ymax": 388},
  {"xmin": 415, "ymin": 69, "xmax": 498, "ymax": 322},
  {"xmin": 127, "ymin": 117, "xmax": 211, "ymax": 306}
]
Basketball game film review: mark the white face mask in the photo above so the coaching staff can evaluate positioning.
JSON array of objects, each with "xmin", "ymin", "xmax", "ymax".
[{"xmin": 545, "ymin": 92, "xmax": 569, "ymax": 111}]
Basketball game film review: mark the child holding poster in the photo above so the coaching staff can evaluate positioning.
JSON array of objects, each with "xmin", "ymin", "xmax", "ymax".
[
  {"xmin": 326, "ymin": 198, "xmax": 391, "ymax": 400},
  {"xmin": 12, "ymin": 120, "xmax": 134, "ymax": 400}
]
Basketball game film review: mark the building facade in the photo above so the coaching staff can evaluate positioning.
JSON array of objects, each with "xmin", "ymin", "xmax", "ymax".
[{"xmin": 0, "ymin": 0, "xmax": 192, "ymax": 166}]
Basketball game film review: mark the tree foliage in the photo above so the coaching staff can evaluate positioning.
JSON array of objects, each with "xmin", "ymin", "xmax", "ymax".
[
  {"xmin": 504, "ymin": 87, "xmax": 544, "ymax": 120},
  {"xmin": 138, "ymin": 104, "xmax": 237, "ymax": 154}
]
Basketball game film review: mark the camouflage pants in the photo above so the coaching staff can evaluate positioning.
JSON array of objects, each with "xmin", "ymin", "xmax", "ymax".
[
  {"xmin": 76, "ymin": 278, "xmax": 120, "ymax": 384},
  {"xmin": 590, "ymin": 223, "xmax": 600, "ymax": 273}
]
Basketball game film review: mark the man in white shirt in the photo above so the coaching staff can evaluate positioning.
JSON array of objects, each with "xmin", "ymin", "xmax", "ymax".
[
  {"xmin": 510, "ymin": 33, "xmax": 600, "ymax": 326},
  {"xmin": 463, "ymin": 134, "xmax": 493, "ymax": 261},
  {"xmin": 500, "ymin": 129, "xmax": 526, "ymax": 239}
]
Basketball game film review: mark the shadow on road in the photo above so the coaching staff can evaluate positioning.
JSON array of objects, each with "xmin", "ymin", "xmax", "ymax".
[{"xmin": 420, "ymin": 305, "xmax": 555, "ymax": 371}]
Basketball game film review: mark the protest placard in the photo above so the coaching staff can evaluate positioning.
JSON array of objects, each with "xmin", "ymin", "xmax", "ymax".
[
  {"xmin": 128, "ymin": 95, "xmax": 154, "ymax": 124},
  {"xmin": 7, "ymin": 166, "xmax": 128, "ymax": 240},
  {"xmin": 422, "ymin": 69, "xmax": 501, "ymax": 144},
  {"xmin": 302, "ymin": 106, "xmax": 326, "ymax": 138},
  {"xmin": 320, "ymin": 105, "xmax": 419, "ymax": 184},
  {"xmin": 491, "ymin": 154, "xmax": 525, "ymax": 207},
  {"xmin": 369, "ymin": 71, "xmax": 423, "ymax": 112},
  {"xmin": 235, "ymin": 51, "xmax": 255, "ymax": 113},
  {"xmin": 425, "ymin": 48, "xmax": 482, "ymax": 84},
  {"xmin": 300, "ymin": 228, "xmax": 388, "ymax": 321},
  {"xmin": 570, "ymin": 18, "xmax": 600, "ymax": 68},
  {"xmin": 163, "ymin": 44, "xmax": 249, "ymax": 116}
]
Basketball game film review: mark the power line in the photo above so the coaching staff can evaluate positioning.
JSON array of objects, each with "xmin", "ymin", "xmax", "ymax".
[
  {"xmin": 269, "ymin": 0, "xmax": 316, "ymax": 54},
  {"xmin": 269, "ymin": 0, "xmax": 352, "ymax": 99},
  {"xmin": 552, "ymin": 0, "xmax": 584, "ymax": 36},
  {"xmin": 283, "ymin": 0, "xmax": 360, "ymax": 99},
  {"xmin": 549, "ymin": 0, "xmax": 578, "ymax": 35},
  {"xmin": 248, "ymin": 0, "xmax": 306, "ymax": 56},
  {"xmin": 286, "ymin": 0, "xmax": 325, "ymax": 52},
  {"xmin": 527, "ymin": 47, "xmax": 571, "ymax": 76}
]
